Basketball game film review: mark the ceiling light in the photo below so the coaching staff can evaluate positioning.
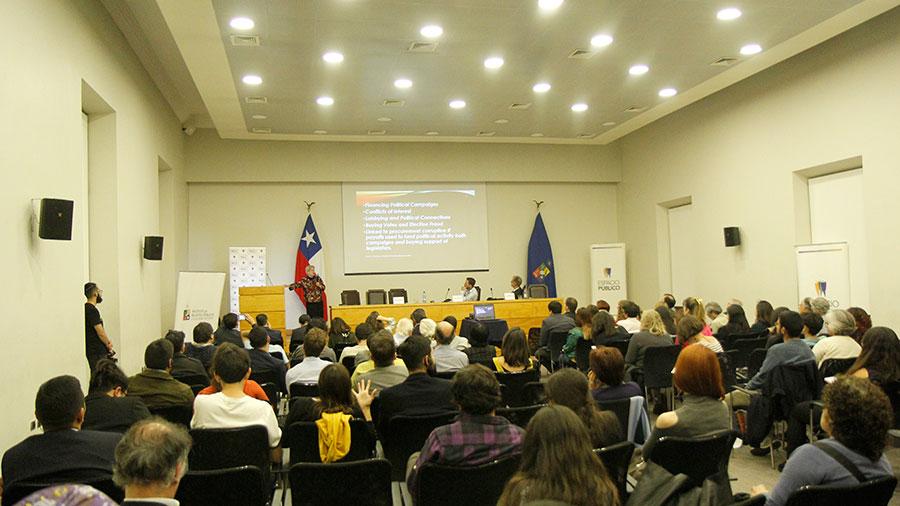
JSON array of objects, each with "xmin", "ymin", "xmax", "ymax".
[
  {"xmin": 571, "ymin": 103, "xmax": 588, "ymax": 112},
  {"xmin": 316, "ymin": 96, "xmax": 334, "ymax": 106},
  {"xmin": 538, "ymin": 0, "xmax": 564, "ymax": 11},
  {"xmin": 313, "ymin": 130, "xmax": 327, "ymax": 134},
  {"xmin": 420, "ymin": 25, "xmax": 443, "ymax": 38},
  {"xmin": 242, "ymin": 75, "xmax": 262, "ymax": 85},
  {"xmin": 322, "ymin": 52, "xmax": 344, "ymax": 64},
  {"xmin": 629, "ymin": 64, "xmax": 649, "ymax": 75},
  {"xmin": 449, "ymin": 100, "xmax": 466, "ymax": 109},
  {"xmin": 377, "ymin": 117, "xmax": 392, "ymax": 122},
  {"xmin": 484, "ymin": 57, "xmax": 504, "ymax": 69},
  {"xmin": 531, "ymin": 133, "xmax": 544, "ymax": 137},
  {"xmin": 658, "ymin": 88, "xmax": 678, "ymax": 98},
  {"xmin": 740, "ymin": 43, "xmax": 762, "ymax": 55},
  {"xmin": 494, "ymin": 119, "xmax": 509, "ymax": 124},
  {"xmin": 394, "ymin": 78, "xmax": 413, "ymax": 89},
  {"xmin": 229, "ymin": 17, "xmax": 255, "ymax": 30},
  {"xmin": 425, "ymin": 131, "xmax": 439, "ymax": 136},
  {"xmin": 590, "ymin": 34, "xmax": 614, "ymax": 48},
  {"xmin": 717, "ymin": 7, "xmax": 742, "ymax": 21},
  {"xmin": 532, "ymin": 82, "xmax": 551, "ymax": 93},
  {"xmin": 251, "ymin": 114, "xmax": 267, "ymax": 120}
]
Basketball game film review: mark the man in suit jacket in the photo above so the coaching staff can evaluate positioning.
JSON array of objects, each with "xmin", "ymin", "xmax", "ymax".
[
  {"xmin": 1, "ymin": 376, "xmax": 122, "ymax": 491},
  {"xmin": 113, "ymin": 418, "xmax": 192, "ymax": 505},
  {"xmin": 247, "ymin": 326, "xmax": 287, "ymax": 393},
  {"xmin": 214, "ymin": 313, "xmax": 244, "ymax": 348},
  {"xmin": 164, "ymin": 330, "xmax": 209, "ymax": 386},
  {"xmin": 376, "ymin": 335, "xmax": 457, "ymax": 437},
  {"xmin": 289, "ymin": 314, "xmax": 311, "ymax": 354}
]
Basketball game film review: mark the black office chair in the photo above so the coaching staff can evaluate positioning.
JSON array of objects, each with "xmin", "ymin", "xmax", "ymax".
[
  {"xmin": 173, "ymin": 373, "xmax": 210, "ymax": 388},
  {"xmin": 176, "ymin": 465, "xmax": 268, "ymax": 506},
  {"xmin": 388, "ymin": 288, "xmax": 408, "ymax": 303},
  {"xmin": 341, "ymin": 290, "xmax": 361, "ymax": 306},
  {"xmin": 497, "ymin": 404, "xmax": 546, "ymax": 428},
  {"xmin": 381, "ymin": 412, "xmax": 458, "ymax": 481},
  {"xmin": 2, "ymin": 478, "xmax": 124, "ymax": 506},
  {"xmin": 719, "ymin": 331, "xmax": 768, "ymax": 351},
  {"xmin": 148, "ymin": 404, "xmax": 193, "ymax": 427},
  {"xmin": 415, "ymin": 455, "xmax": 521, "ymax": 506},
  {"xmin": 730, "ymin": 337, "xmax": 768, "ymax": 369},
  {"xmin": 495, "ymin": 368, "xmax": 541, "ymax": 407},
  {"xmin": 819, "ymin": 357, "xmax": 857, "ymax": 379},
  {"xmin": 285, "ymin": 421, "xmax": 376, "ymax": 465},
  {"xmin": 642, "ymin": 345, "xmax": 681, "ymax": 411},
  {"xmin": 596, "ymin": 397, "xmax": 632, "ymax": 438},
  {"xmin": 650, "ymin": 429, "xmax": 737, "ymax": 486},
  {"xmin": 475, "ymin": 286, "xmax": 482, "ymax": 300},
  {"xmin": 290, "ymin": 382, "xmax": 320, "ymax": 398},
  {"xmin": 547, "ymin": 329, "xmax": 569, "ymax": 372},
  {"xmin": 524, "ymin": 381, "xmax": 547, "ymax": 405},
  {"xmin": 526, "ymin": 284, "xmax": 549, "ymax": 299},
  {"xmin": 341, "ymin": 355, "xmax": 357, "ymax": 374},
  {"xmin": 784, "ymin": 475, "xmax": 897, "ymax": 506},
  {"xmin": 366, "ymin": 289, "xmax": 388, "ymax": 305},
  {"xmin": 606, "ymin": 339, "xmax": 630, "ymax": 360},
  {"xmin": 594, "ymin": 441, "xmax": 636, "ymax": 501},
  {"xmin": 718, "ymin": 352, "xmax": 738, "ymax": 390},
  {"xmin": 290, "ymin": 459, "xmax": 393, "ymax": 506},
  {"xmin": 575, "ymin": 337, "xmax": 592, "ymax": 372},
  {"xmin": 188, "ymin": 425, "xmax": 271, "ymax": 489},
  {"xmin": 249, "ymin": 370, "xmax": 284, "ymax": 404},
  {"xmin": 189, "ymin": 384, "xmax": 206, "ymax": 396},
  {"xmin": 432, "ymin": 370, "xmax": 457, "ymax": 380},
  {"xmin": 747, "ymin": 348, "xmax": 768, "ymax": 380}
]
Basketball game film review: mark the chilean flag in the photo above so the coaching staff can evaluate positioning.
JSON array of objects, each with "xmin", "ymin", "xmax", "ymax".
[{"xmin": 289, "ymin": 214, "xmax": 327, "ymax": 320}]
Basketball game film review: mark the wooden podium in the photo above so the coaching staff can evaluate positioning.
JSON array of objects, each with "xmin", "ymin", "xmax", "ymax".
[{"xmin": 238, "ymin": 286, "xmax": 288, "ymax": 341}]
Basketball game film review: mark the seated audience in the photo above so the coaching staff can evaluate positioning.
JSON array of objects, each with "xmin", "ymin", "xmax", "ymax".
[
  {"xmin": 247, "ymin": 325, "xmax": 287, "ymax": 393},
  {"xmin": 847, "ymin": 326, "xmax": 900, "ymax": 385},
  {"xmin": 564, "ymin": 297, "xmax": 578, "ymax": 321},
  {"xmin": 494, "ymin": 328, "xmax": 536, "ymax": 373},
  {"xmin": 592, "ymin": 310, "xmax": 629, "ymax": 345},
  {"xmin": 186, "ymin": 321, "xmax": 215, "ymax": 370},
  {"xmin": 562, "ymin": 307, "xmax": 593, "ymax": 363},
  {"xmin": 164, "ymin": 329, "xmax": 209, "ymax": 385},
  {"xmin": 706, "ymin": 301, "xmax": 726, "ymax": 333},
  {"xmin": 418, "ymin": 317, "xmax": 437, "ymax": 339},
  {"xmin": 642, "ymin": 344, "xmax": 731, "ymax": 459},
  {"xmin": 462, "ymin": 322, "xmax": 498, "ymax": 368},
  {"xmin": 441, "ymin": 315, "xmax": 470, "ymax": 351},
  {"xmin": 813, "ymin": 309, "xmax": 862, "ymax": 368},
  {"xmin": 1, "ymin": 376, "xmax": 122, "ymax": 491},
  {"xmin": 328, "ymin": 316, "xmax": 356, "ymax": 348},
  {"xmin": 753, "ymin": 376, "xmax": 894, "ymax": 506},
  {"xmin": 197, "ymin": 372, "xmax": 270, "ymax": 403},
  {"xmin": 286, "ymin": 328, "xmax": 331, "ymax": 386},
  {"xmin": 127, "ymin": 339, "xmax": 194, "ymax": 410},
  {"xmin": 678, "ymin": 315, "xmax": 723, "ymax": 353},
  {"xmin": 356, "ymin": 330, "xmax": 409, "ymax": 391},
  {"xmin": 750, "ymin": 300, "xmax": 775, "ymax": 334},
  {"xmin": 682, "ymin": 297, "xmax": 712, "ymax": 336},
  {"xmin": 306, "ymin": 317, "xmax": 338, "ymax": 362},
  {"xmin": 545, "ymin": 369, "xmax": 623, "ymax": 449},
  {"xmin": 655, "ymin": 305, "xmax": 677, "ymax": 336},
  {"xmin": 625, "ymin": 310, "xmax": 675, "ymax": 373},
  {"xmin": 716, "ymin": 304, "xmax": 751, "ymax": 341},
  {"xmin": 213, "ymin": 312, "xmax": 244, "ymax": 348},
  {"xmin": 287, "ymin": 364, "xmax": 373, "ymax": 424},
  {"xmin": 339, "ymin": 322, "xmax": 374, "ymax": 363},
  {"xmin": 255, "ymin": 313, "xmax": 284, "ymax": 347},
  {"xmin": 498, "ymin": 405, "xmax": 618, "ymax": 506},
  {"xmin": 801, "ymin": 312, "xmax": 825, "ymax": 348},
  {"xmin": 847, "ymin": 306, "xmax": 872, "ymax": 343},
  {"xmin": 351, "ymin": 329, "xmax": 410, "ymax": 384},
  {"xmin": 539, "ymin": 300, "xmax": 576, "ymax": 349},
  {"xmin": 84, "ymin": 359, "xmax": 151, "ymax": 433},
  {"xmin": 800, "ymin": 296, "xmax": 831, "ymax": 317},
  {"xmin": 765, "ymin": 306, "xmax": 792, "ymax": 349},
  {"xmin": 596, "ymin": 299, "xmax": 611, "ymax": 312},
  {"xmin": 191, "ymin": 343, "xmax": 281, "ymax": 460},
  {"xmin": 616, "ymin": 300, "xmax": 642, "ymax": 334},
  {"xmin": 289, "ymin": 314, "xmax": 311, "ymax": 354},
  {"xmin": 410, "ymin": 308, "xmax": 427, "ymax": 336},
  {"xmin": 113, "ymin": 418, "xmax": 192, "ymax": 505},
  {"xmin": 365, "ymin": 311, "xmax": 387, "ymax": 331},
  {"xmin": 590, "ymin": 346, "xmax": 642, "ymax": 403},
  {"xmin": 17, "ymin": 484, "xmax": 116, "ymax": 505},
  {"xmin": 408, "ymin": 365, "xmax": 524, "ymax": 496},
  {"xmin": 393, "ymin": 317, "xmax": 414, "ymax": 346},
  {"xmin": 432, "ymin": 321, "xmax": 470, "ymax": 373}
]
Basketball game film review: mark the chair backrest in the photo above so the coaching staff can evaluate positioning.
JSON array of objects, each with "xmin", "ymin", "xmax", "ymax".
[
  {"xmin": 548, "ymin": 329, "xmax": 569, "ymax": 357},
  {"xmin": 606, "ymin": 339, "xmax": 629, "ymax": 359},
  {"xmin": 148, "ymin": 403, "xmax": 193, "ymax": 427},
  {"xmin": 388, "ymin": 288, "xmax": 408, "ymax": 303},
  {"xmin": 416, "ymin": 454, "xmax": 521, "ymax": 506},
  {"xmin": 718, "ymin": 352, "xmax": 737, "ymax": 390},
  {"xmin": 497, "ymin": 404, "xmax": 546, "ymax": 428},
  {"xmin": 286, "ymin": 420, "xmax": 376, "ymax": 465},
  {"xmin": 176, "ymin": 465, "xmax": 268, "ymax": 506},
  {"xmin": 190, "ymin": 384, "xmax": 206, "ymax": 396},
  {"xmin": 730, "ymin": 338, "xmax": 768, "ymax": 368},
  {"xmin": 524, "ymin": 381, "xmax": 547, "ymax": 405},
  {"xmin": 784, "ymin": 475, "xmax": 897, "ymax": 506},
  {"xmin": 820, "ymin": 357, "xmax": 857, "ymax": 378},
  {"xmin": 249, "ymin": 369, "xmax": 282, "ymax": 388},
  {"xmin": 290, "ymin": 382, "xmax": 320, "ymax": 398},
  {"xmin": 188, "ymin": 425, "xmax": 270, "ymax": 485},
  {"xmin": 747, "ymin": 348, "xmax": 768, "ymax": 379},
  {"xmin": 765, "ymin": 361, "xmax": 820, "ymax": 420},
  {"xmin": 594, "ymin": 441, "xmax": 636, "ymax": 501},
  {"xmin": 642, "ymin": 345, "xmax": 681, "ymax": 389},
  {"xmin": 596, "ymin": 397, "xmax": 632, "ymax": 437},
  {"xmin": 290, "ymin": 459, "xmax": 392, "ymax": 506},
  {"xmin": 650, "ymin": 429, "xmax": 737, "ymax": 485},
  {"xmin": 475, "ymin": 286, "xmax": 482, "ymax": 300},
  {"xmin": 173, "ymin": 373, "xmax": 210, "ymax": 388},
  {"xmin": 495, "ymin": 368, "xmax": 541, "ymax": 407},
  {"xmin": 720, "ymin": 331, "xmax": 768, "ymax": 350},
  {"xmin": 366, "ymin": 289, "xmax": 388, "ymax": 305},
  {"xmin": 341, "ymin": 290, "xmax": 361, "ymax": 306},
  {"xmin": 340, "ymin": 355, "xmax": 357, "ymax": 374},
  {"xmin": 527, "ymin": 284, "xmax": 548, "ymax": 299},
  {"xmin": 432, "ymin": 370, "xmax": 457, "ymax": 380},
  {"xmin": 257, "ymin": 382, "xmax": 280, "ymax": 412},
  {"xmin": 575, "ymin": 338, "xmax": 592, "ymax": 372},
  {"xmin": 2, "ymin": 478, "xmax": 124, "ymax": 506},
  {"xmin": 382, "ymin": 412, "xmax": 458, "ymax": 481}
]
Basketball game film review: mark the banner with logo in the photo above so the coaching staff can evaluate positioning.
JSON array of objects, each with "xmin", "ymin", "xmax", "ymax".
[
  {"xmin": 590, "ymin": 243, "xmax": 627, "ymax": 306},
  {"xmin": 796, "ymin": 242, "xmax": 850, "ymax": 309},
  {"xmin": 173, "ymin": 271, "xmax": 227, "ymax": 339}
]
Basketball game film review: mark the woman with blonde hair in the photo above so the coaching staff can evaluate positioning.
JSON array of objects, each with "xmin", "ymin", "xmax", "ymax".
[{"xmin": 624, "ymin": 310, "xmax": 674, "ymax": 374}]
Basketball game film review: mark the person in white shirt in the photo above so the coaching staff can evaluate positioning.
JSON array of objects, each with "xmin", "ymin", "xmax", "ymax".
[
  {"xmin": 394, "ymin": 318, "xmax": 414, "ymax": 347},
  {"xmin": 113, "ymin": 418, "xmax": 192, "ymax": 505},
  {"xmin": 432, "ymin": 321, "xmax": 470, "ymax": 373},
  {"xmin": 339, "ymin": 323, "xmax": 374, "ymax": 363},
  {"xmin": 286, "ymin": 328, "xmax": 331, "ymax": 386},
  {"xmin": 191, "ymin": 343, "xmax": 282, "ymax": 462},
  {"xmin": 813, "ymin": 309, "xmax": 862, "ymax": 368},
  {"xmin": 439, "ymin": 316, "xmax": 470, "ymax": 351},
  {"xmin": 461, "ymin": 277, "xmax": 479, "ymax": 301},
  {"xmin": 616, "ymin": 300, "xmax": 642, "ymax": 334}
]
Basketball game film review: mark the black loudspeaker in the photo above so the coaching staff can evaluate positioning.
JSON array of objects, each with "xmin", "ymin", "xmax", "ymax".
[
  {"xmin": 143, "ymin": 236, "xmax": 164, "ymax": 260},
  {"xmin": 38, "ymin": 198, "xmax": 74, "ymax": 240},
  {"xmin": 724, "ymin": 227, "xmax": 741, "ymax": 247}
]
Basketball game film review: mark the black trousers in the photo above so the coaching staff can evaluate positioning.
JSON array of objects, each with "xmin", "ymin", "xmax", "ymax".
[
  {"xmin": 785, "ymin": 401, "xmax": 823, "ymax": 455},
  {"xmin": 87, "ymin": 353, "xmax": 106, "ymax": 372},
  {"xmin": 306, "ymin": 301, "xmax": 324, "ymax": 319}
]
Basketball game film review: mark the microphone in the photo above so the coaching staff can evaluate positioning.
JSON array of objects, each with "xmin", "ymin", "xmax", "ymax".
[
  {"xmin": 265, "ymin": 272, "xmax": 274, "ymax": 286},
  {"xmin": 490, "ymin": 287, "xmax": 495, "ymax": 298},
  {"xmin": 443, "ymin": 288, "xmax": 451, "ymax": 303}
]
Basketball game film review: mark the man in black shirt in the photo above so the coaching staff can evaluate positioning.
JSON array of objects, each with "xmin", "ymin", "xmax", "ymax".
[
  {"xmin": 84, "ymin": 282, "xmax": 113, "ymax": 371},
  {"xmin": 255, "ymin": 313, "xmax": 285, "ymax": 347},
  {"xmin": 214, "ymin": 313, "xmax": 244, "ymax": 347},
  {"xmin": 164, "ymin": 330, "xmax": 210, "ymax": 386},
  {"xmin": 186, "ymin": 322, "xmax": 215, "ymax": 370},
  {"xmin": 289, "ymin": 314, "xmax": 311, "ymax": 354},
  {"xmin": 248, "ymin": 326, "xmax": 287, "ymax": 393}
]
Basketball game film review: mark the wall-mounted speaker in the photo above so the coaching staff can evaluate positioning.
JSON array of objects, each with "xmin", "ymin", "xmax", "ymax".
[
  {"xmin": 143, "ymin": 236, "xmax": 164, "ymax": 260},
  {"xmin": 724, "ymin": 227, "xmax": 741, "ymax": 247},
  {"xmin": 38, "ymin": 198, "xmax": 74, "ymax": 240}
]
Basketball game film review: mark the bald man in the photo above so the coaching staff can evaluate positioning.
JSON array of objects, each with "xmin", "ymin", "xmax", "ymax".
[{"xmin": 431, "ymin": 321, "xmax": 469, "ymax": 373}]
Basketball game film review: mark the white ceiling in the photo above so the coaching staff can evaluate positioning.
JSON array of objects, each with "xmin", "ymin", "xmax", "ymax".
[{"xmin": 109, "ymin": 0, "xmax": 897, "ymax": 144}]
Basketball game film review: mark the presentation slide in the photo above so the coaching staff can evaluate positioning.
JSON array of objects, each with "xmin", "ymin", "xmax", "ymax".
[{"xmin": 342, "ymin": 183, "xmax": 489, "ymax": 274}]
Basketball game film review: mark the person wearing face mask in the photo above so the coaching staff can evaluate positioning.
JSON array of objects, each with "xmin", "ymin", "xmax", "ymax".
[
  {"xmin": 85, "ymin": 282, "xmax": 114, "ymax": 371},
  {"xmin": 82, "ymin": 359, "xmax": 151, "ymax": 433}
]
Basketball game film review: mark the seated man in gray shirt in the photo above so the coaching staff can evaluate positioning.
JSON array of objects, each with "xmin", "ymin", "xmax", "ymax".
[
  {"xmin": 432, "ymin": 321, "xmax": 469, "ymax": 373},
  {"xmin": 357, "ymin": 330, "xmax": 409, "ymax": 391}
]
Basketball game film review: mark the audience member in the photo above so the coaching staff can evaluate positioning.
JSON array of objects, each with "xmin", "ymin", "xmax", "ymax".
[
  {"xmin": 801, "ymin": 312, "xmax": 825, "ymax": 348},
  {"xmin": 494, "ymin": 328, "xmax": 536, "ymax": 373},
  {"xmin": 616, "ymin": 300, "xmax": 641, "ymax": 334},
  {"xmin": 351, "ymin": 329, "xmax": 410, "ymax": 384},
  {"xmin": 432, "ymin": 321, "xmax": 470, "ymax": 373},
  {"xmin": 247, "ymin": 325, "xmax": 287, "ymax": 393},
  {"xmin": 418, "ymin": 318, "xmax": 437, "ymax": 339},
  {"xmin": 642, "ymin": 344, "xmax": 730, "ymax": 459},
  {"xmin": 562, "ymin": 307, "xmax": 593, "ymax": 363},
  {"xmin": 255, "ymin": 313, "xmax": 284, "ymax": 347},
  {"xmin": 214, "ymin": 313, "xmax": 243, "ymax": 348},
  {"xmin": 625, "ymin": 310, "xmax": 675, "ymax": 375},
  {"xmin": 287, "ymin": 364, "xmax": 373, "ymax": 424},
  {"xmin": 290, "ymin": 314, "xmax": 312, "ymax": 354},
  {"xmin": 84, "ymin": 359, "xmax": 151, "ymax": 434},
  {"xmin": 545, "ymin": 369, "xmax": 623, "ymax": 449},
  {"xmin": 539, "ymin": 300, "xmax": 576, "ymax": 349},
  {"xmin": 564, "ymin": 297, "xmax": 578, "ymax": 321},
  {"xmin": 846, "ymin": 306, "xmax": 872, "ymax": 343},
  {"xmin": 591, "ymin": 310, "xmax": 629, "ymax": 345},
  {"xmin": 678, "ymin": 315, "xmax": 724, "ymax": 353},
  {"xmin": 306, "ymin": 317, "xmax": 338, "ymax": 362},
  {"xmin": 596, "ymin": 299, "xmax": 611, "ymax": 312},
  {"xmin": 590, "ymin": 346, "xmax": 642, "ymax": 403},
  {"xmin": 127, "ymin": 339, "xmax": 194, "ymax": 410},
  {"xmin": 716, "ymin": 304, "xmax": 751, "ymax": 341},
  {"xmin": 751, "ymin": 300, "xmax": 775, "ymax": 334},
  {"xmin": 197, "ymin": 371, "xmax": 270, "ymax": 403},
  {"xmin": 847, "ymin": 326, "xmax": 900, "ymax": 385},
  {"xmin": 1, "ymin": 376, "xmax": 122, "ymax": 491},
  {"xmin": 394, "ymin": 317, "xmax": 414, "ymax": 346},
  {"xmin": 752, "ymin": 376, "xmax": 894, "ymax": 506},
  {"xmin": 800, "ymin": 296, "xmax": 831, "ymax": 317},
  {"xmin": 286, "ymin": 328, "xmax": 331, "ymax": 386},
  {"xmin": 408, "ymin": 365, "xmax": 524, "ymax": 496},
  {"xmin": 812, "ymin": 309, "xmax": 862, "ymax": 368},
  {"xmin": 163, "ymin": 329, "xmax": 209, "ymax": 385},
  {"xmin": 765, "ymin": 306, "xmax": 792, "ymax": 348},
  {"xmin": 17, "ymin": 484, "xmax": 116, "ymax": 505},
  {"xmin": 339, "ymin": 322, "xmax": 374, "ymax": 363},
  {"xmin": 510, "ymin": 275, "xmax": 525, "ymax": 299},
  {"xmin": 186, "ymin": 321, "xmax": 215, "ymax": 370},
  {"xmin": 706, "ymin": 301, "xmax": 726, "ymax": 333},
  {"xmin": 655, "ymin": 305, "xmax": 677, "ymax": 336},
  {"xmin": 410, "ymin": 308, "xmax": 427, "ymax": 332},
  {"xmin": 662, "ymin": 293, "xmax": 676, "ymax": 310},
  {"xmin": 682, "ymin": 297, "xmax": 712, "ymax": 336},
  {"xmin": 328, "ymin": 317, "xmax": 356, "ymax": 348},
  {"xmin": 498, "ymin": 405, "xmax": 618, "ymax": 506},
  {"xmin": 463, "ymin": 322, "xmax": 498, "ymax": 368},
  {"xmin": 441, "ymin": 315, "xmax": 470, "ymax": 351},
  {"xmin": 113, "ymin": 418, "xmax": 192, "ymax": 505},
  {"xmin": 356, "ymin": 330, "xmax": 409, "ymax": 391}
]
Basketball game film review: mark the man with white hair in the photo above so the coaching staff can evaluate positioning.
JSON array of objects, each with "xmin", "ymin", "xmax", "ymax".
[
  {"xmin": 812, "ymin": 309, "xmax": 861, "ymax": 369},
  {"xmin": 800, "ymin": 296, "xmax": 831, "ymax": 317},
  {"xmin": 432, "ymin": 321, "xmax": 469, "ymax": 373},
  {"xmin": 394, "ymin": 318, "xmax": 414, "ymax": 347},
  {"xmin": 113, "ymin": 417, "xmax": 192, "ymax": 505}
]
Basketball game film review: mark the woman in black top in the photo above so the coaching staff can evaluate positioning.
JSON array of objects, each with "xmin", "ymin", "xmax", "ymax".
[
  {"xmin": 716, "ymin": 304, "xmax": 751, "ymax": 341},
  {"xmin": 463, "ymin": 322, "xmax": 498, "ymax": 368},
  {"xmin": 83, "ymin": 359, "xmax": 151, "ymax": 433},
  {"xmin": 328, "ymin": 317, "xmax": 357, "ymax": 348},
  {"xmin": 750, "ymin": 300, "xmax": 775, "ymax": 334}
]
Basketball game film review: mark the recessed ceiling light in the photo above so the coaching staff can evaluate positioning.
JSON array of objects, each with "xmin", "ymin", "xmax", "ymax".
[
  {"xmin": 538, "ymin": 0, "xmax": 564, "ymax": 11},
  {"xmin": 484, "ymin": 57, "xmax": 504, "ymax": 69},
  {"xmin": 425, "ymin": 131, "xmax": 439, "ymax": 136},
  {"xmin": 629, "ymin": 64, "xmax": 649, "ymax": 76},
  {"xmin": 717, "ymin": 7, "xmax": 742, "ymax": 21},
  {"xmin": 449, "ymin": 100, "xmax": 466, "ymax": 109},
  {"xmin": 394, "ymin": 78, "xmax": 413, "ymax": 89},
  {"xmin": 532, "ymin": 82, "xmax": 551, "ymax": 93},
  {"xmin": 740, "ymin": 43, "xmax": 762, "ymax": 55},
  {"xmin": 242, "ymin": 75, "xmax": 262, "ymax": 85},
  {"xmin": 313, "ymin": 130, "xmax": 327, "ymax": 134},
  {"xmin": 420, "ymin": 25, "xmax": 443, "ymax": 38},
  {"xmin": 658, "ymin": 88, "xmax": 678, "ymax": 98},
  {"xmin": 251, "ymin": 114, "xmax": 267, "ymax": 120},
  {"xmin": 322, "ymin": 52, "xmax": 344, "ymax": 64},
  {"xmin": 602, "ymin": 121, "xmax": 616, "ymax": 127},
  {"xmin": 494, "ymin": 119, "xmax": 509, "ymax": 124},
  {"xmin": 590, "ymin": 34, "xmax": 614, "ymax": 48},
  {"xmin": 316, "ymin": 96, "xmax": 334, "ymax": 106},
  {"xmin": 531, "ymin": 133, "xmax": 544, "ymax": 137},
  {"xmin": 229, "ymin": 17, "xmax": 254, "ymax": 30},
  {"xmin": 377, "ymin": 117, "xmax": 392, "ymax": 122},
  {"xmin": 571, "ymin": 103, "xmax": 588, "ymax": 112}
]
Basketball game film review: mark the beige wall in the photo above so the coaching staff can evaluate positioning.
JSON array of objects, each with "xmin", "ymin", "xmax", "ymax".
[
  {"xmin": 616, "ymin": 8, "xmax": 900, "ymax": 327},
  {"xmin": 0, "ymin": 0, "xmax": 186, "ymax": 452}
]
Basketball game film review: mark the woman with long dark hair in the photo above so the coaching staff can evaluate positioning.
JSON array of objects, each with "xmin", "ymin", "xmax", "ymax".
[
  {"xmin": 494, "ymin": 328, "xmax": 535, "ymax": 373},
  {"xmin": 682, "ymin": 297, "xmax": 712, "ymax": 336},
  {"xmin": 286, "ymin": 364, "xmax": 374, "ymax": 425},
  {"xmin": 545, "ymin": 369, "xmax": 622, "ymax": 449},
  {"xmin": 750, "ymin": 300, "xmax": 775, "ymax": 334},
  {"xmin": 716, "ymin": 304, "xmax": 751, "ymax": 341},
  {"xmin": 847, "ymin": 326, "xmax": 900, "ymax": 385},
  {"xmin": 847, "ymin": 307, "xmax": 872, "ymax": 343},
  {"xmin": 327, "ymin": 317, "xmax": 356, "ymax": 348}
]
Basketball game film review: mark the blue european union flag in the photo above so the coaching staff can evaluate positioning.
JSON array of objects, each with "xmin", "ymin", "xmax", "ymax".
[{"xmin": 527, "ymin": 212, "xmax": 556, "ymax": 298}]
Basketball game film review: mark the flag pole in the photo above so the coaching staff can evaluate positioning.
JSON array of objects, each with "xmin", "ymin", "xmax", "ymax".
[{"xmin": 533, "ymin": 200, "xmax": 544, "ymax": 211}]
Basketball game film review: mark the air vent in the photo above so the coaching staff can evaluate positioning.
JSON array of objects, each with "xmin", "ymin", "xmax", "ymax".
[
  {"xmin": 710, "ymin": 57, "xmax": 738, "ymax": 67},
  {"xmin": 477, "ymin": 131, "xmax": 496, "ymax": 137},
  {"xmin": 245, "ymin": 96, "xmax": 268, "ymax": 104},
  {"xmin": 568, "ymin": 49, "xmax": 596, "ymax": 59},
  {"xmin": 230, "ymin": 35, "xmax": 260, "ymax": 47},
  {"xmin": 251, "ymin": 127, "xmax": 271, "ymax": 134},
  {"xmin": 508, "ymin": 102, "xmax": 532, "ymax": 110},
  {"xmin": 382, "ymin": 99, "xmax": 405, "ymax": 107},
  {"xmin": 367, "ymin": 130, "xmax": 386, "ymax": 136},
  {"xmin": 577, "ymin": 133, "xmax": 596, "ymax": 139},
  {"xmin": 406, "ymin": 41, "xmax": 438, "ymax": 53},
  {"xmin": 624, "ymin": 105, "xmax": 646, "ymax": 113}
]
